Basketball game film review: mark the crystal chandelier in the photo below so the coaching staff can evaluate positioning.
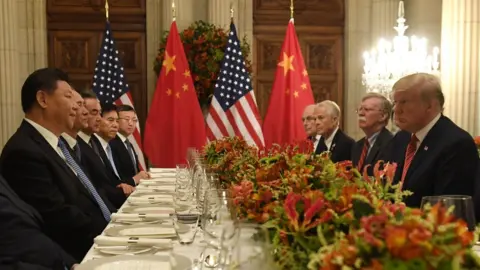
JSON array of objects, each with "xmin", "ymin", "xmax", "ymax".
[{"xmin": 362, "ymin": 1, "xmax": 440, "ymax": 95}]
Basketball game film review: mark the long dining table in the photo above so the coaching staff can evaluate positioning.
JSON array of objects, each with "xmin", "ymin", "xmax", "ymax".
[{"xmin": 80, "ymin": 168, "xmax": 206, "ymax": 268}]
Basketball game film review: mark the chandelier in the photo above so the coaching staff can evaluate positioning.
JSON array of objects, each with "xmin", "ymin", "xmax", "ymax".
[{"xmin": 362, "ymin": 1, "xmax": 440, "ymax": 95}]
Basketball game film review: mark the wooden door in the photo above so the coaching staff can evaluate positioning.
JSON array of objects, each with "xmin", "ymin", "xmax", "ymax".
[
  {"xmin": 47, "ymin": 0, "xmax": 147, "ymax": 130},
  {"xmin": 253, "ymin": 0, "xmax": 345, "ymax": 121}
]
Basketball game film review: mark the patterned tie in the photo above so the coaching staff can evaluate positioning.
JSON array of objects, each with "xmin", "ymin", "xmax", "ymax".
[
  {"xmin": 400, "ymin": 134, "xmax": 419, "ymax": 188},
  {"xmin": 125, "ymin": 140, "xmax": 138, "ymax": 174},
  {"xmin": 58, "ymin": 139, "xmax": 111, "ymax": 221},
  {"xmin": 357, "ymin": 139, "xmax": 370, "ymax": 172},
  {"xmin": 106, "ymin": 144, "xmax": 120, "ymax": 178}
]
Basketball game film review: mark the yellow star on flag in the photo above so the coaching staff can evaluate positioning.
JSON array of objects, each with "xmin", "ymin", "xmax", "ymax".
[
  {"xmin": 162, "ymin": 51, "xmax": 176, "ymax": 76},
  {"xmin": 301, "ymin": 83, "xmax": 307, "ymax": 90},
  {"xmin": 278, "ymin": 52, "xmax": 295, "ymax": 76},
  {"xmin": 166, "ymin": 89, "xmax": 172, "ymax": 96},
  {"xmin": 183, "ymin": 70, "xmax": 190, "ymax": 77},
  {"xmin": 294, "ymin": 91, "xmax": 299, "ymax": 98},
  {"xmin": 175, "ymin": 92, "xmax": 180, "ymax": 99},
  {"xmin": 302, "ymin": 69, "xmax": 308, "ymax": 77},
  {"xmin": 182, "ymin": 84, "xmax": 188, "ymax": 91}
]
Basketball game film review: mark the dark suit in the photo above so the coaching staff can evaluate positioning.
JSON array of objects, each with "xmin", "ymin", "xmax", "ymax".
[
  {"xmin": 315, "ymin": 129, "xmax": 355, "ymax": 163},
  {"xmin": 90, "ymin": 135, "xmax": 136, "ymax": 186},
  {"xmin": 110, "ymin": 135, "xmax": 140, "ymax": 179},
  {"xmin": 0, "ymin": 175, "xmax": 76, "ymax": 270},
  {"xmin": 77, "ymin": 136, "xmax": 126, "ymax": 209},
  {"xmin": 351, "ymin": 127, "xmax": 393, "ymax": 174},
  {"xmin": 0, "ymin": 121, "xmax": 112, "ymax": 260},
  {"xmin": 383, "ymin": 115, "xmax": 478, "ymax": 208}
]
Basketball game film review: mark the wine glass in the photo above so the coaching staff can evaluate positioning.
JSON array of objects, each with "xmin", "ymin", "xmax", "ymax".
[{"xmin": 420, "ymin": 195, "xmax": 476, "ymax": 231}]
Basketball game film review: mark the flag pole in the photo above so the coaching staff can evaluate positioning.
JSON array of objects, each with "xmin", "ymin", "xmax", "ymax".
[
  {"xmin": 230, "ymin": 0, "xmax": 234, "ymax": 23},
  {"xmin": 105, "ymin": 0, "xmax": 109, "ymax": 21},
  {"xmin": 290, "ymin": 0, "xmax": 294, "ymax": 21},
  {"xmin": 172, "ymin": 0, "xmax": 176, "ymax": 22}
]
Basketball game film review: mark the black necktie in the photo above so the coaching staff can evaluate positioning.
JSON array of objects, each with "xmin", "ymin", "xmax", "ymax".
[
  {"xmin": 89, "ymin": 137, "xmax": 102, "ymax": 161},
  {"xmin": 73, "ymin": 143, "xmax": 81, "ymax": 162},
  {"xmin": 125, "ymin": 140, "xmax": 138, "ymax": 174},
  {"xmin": 316, "ymin": 136, "xmax": 328, "ymax": 154}
]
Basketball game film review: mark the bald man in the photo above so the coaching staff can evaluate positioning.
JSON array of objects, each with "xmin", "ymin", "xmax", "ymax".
[
  {"xmin": 384, "ymin": 73, "xmax": 478, "ymax": 208},
  {"xmin": 302, "ymin": 105, "xmax": 320, "ymax": 150},
  {"xmin": 313, "ymin": 100, "xmax": 354, "ymax": 162}
]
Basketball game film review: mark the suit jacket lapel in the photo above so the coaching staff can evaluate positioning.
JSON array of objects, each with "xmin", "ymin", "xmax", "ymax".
[
  {"xmin": 22, "ymin": 122, "xmax": 97, "ymax": 203},
  {"xmin": 352, "ymin": 138, "xmax": 364, "ymax": 165}
]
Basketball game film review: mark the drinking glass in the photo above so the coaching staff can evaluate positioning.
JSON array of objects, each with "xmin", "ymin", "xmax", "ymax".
[
  {"xmin": 420, "ymin": 195, "xmax": 476, "ymax": 231},
  {"xmin": 202, "ymin": 191, "xmax": 237, "ymax": 248},
  {"xmin": 172, "ymin": 209, "xmax": 201, "ymax": 245}
]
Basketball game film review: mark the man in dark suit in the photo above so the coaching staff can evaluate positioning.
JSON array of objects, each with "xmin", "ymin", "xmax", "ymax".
[
  {"xmin": 351, "ymin": 93, "xmax": 393, "ymax": 175},
  {"xmin": 302, "ymin": 104, "xmax": 320, "ymax": 151},
  {"xmin": 0, "ymin": 175, "xmax": 77, "ymax": 270},
  {"xmin": 313, "ymin": 100, "xmax": 355, "ymax": 162},
  {"xmin": 91, "ymin": 103, "xmax": 148, "ymax": 188},
  {"xmin": 62, "ymin": 90, "xmax": 128, "ymax": 209},
  {"xmin": 0, "ymin": 68, "xmax": 113, "ymax": 260},
  {"xmin": 110, "ymin": 105, "xmax": 149, "ymax": 181},
  {"xmin": 384, "ymin": 73, "xmax": 478, "ymax": 208}
]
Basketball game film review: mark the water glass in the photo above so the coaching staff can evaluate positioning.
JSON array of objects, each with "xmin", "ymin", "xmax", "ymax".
[
  {"xmin": 420, "ymin": 195, "xmax": 476, "ymax": 231},
  {"xmin": 172, "ymin": 209, "xmax": 200, "ymax": 245}
]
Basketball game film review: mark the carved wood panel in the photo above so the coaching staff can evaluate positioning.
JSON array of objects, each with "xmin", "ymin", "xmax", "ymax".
[
  {"xmin": 47, "ymin": 0, "xmax": 147, "ymax": 132},
  {"xmin": 253, "ymin": 0, "xmax": 345, "ymax": 124}
]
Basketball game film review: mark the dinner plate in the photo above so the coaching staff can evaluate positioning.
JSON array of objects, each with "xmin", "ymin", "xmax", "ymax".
[
  {"xmin": 94, "ymin": 245, "xmax": 158, "ymax": 256},
  {"xmin": 104, "ymin": 224, "xmax": 189, "ymax": 238},
  {"xmin": 131, "ymin": 193, "xmax": 174, "ymax": 199},
  {"xmin": 77, "ymin": 254, "xmax": 191, "ymax": 270}
]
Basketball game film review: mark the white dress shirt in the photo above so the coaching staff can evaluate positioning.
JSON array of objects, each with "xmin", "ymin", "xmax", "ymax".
[
  {"xmin": 24, "ymin": 118, "xmax": 64, "ymax": 159},
  {"xmin": 323, "ymin": 127, "xmax": 339, "ymax": 150},
  {"xmin": 413, "ymin": 113, "xmax": 441, "ymax": 151},
  {"xmin": 77, "ymin": 131, "xmax": 91, "ymax": 144}
]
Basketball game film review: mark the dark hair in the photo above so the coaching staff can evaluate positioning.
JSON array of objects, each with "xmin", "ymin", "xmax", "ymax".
[
  {"xmin": 116, "ymin": 104, "xmax": 135, "ymax": 113},
  {"xmin": 79, "ymin": 90, "xmax": 97, "ymax": 100},
  {"xmin": 21, "ymin": 68, "xmax": 70, "ymax": 113},
  {"xmin": 101, "ymin": 103, "xmax": 117, "ymax": 117}
]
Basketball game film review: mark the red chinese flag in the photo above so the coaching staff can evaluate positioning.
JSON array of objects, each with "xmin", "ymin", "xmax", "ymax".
[
  {"xmin": 262, "ymin": 19, "xmax": 314, "ymax": 147},
  {"xmin": 144, "ymin": 21, "xmax": 207, "ymax": 168}
]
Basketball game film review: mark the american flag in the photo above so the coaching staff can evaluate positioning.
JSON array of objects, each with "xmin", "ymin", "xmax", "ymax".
[
  {"xmin": 206, "ymin": 23, "xmax": 264, "ymax": 148},
  {"xmin": 91, "ymin": 21, "xmax": 147, "ymax": 170}
]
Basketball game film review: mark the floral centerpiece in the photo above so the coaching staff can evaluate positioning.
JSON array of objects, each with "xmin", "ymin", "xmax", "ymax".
[
  {"xmin": 202, "ymin": 136, "xmax": 480, "ymax": 270},
  {"xmin": 154, "ymin": 21, "xmax": 253, "ymax": 109}
]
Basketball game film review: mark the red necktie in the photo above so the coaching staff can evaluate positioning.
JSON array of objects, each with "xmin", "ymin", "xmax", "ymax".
[
  {"xmin": 401, "ymin": 134, "xmax": 418, "ymax": 187},
  {"xmin": 357, "ymin": 139, "xmax": 370, "ymax": 172}
]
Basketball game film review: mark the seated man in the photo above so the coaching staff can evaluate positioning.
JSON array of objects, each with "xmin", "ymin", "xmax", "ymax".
[
  {"xmin": 0, "ymin": 68, "xmax": 113, "ymax": 260},
  {"xmin": 313, "ymin": 100, "xmax": 354, "ymax": 162},
  {"xmin": 351, "ymin": 93, "xmax": 393, "ymax": 175},
  {"xmin": 0, "ymin": 175, "xmax": 77, "ymax": 270},
  {"xmin": 384, "ymin": 73, "xmax": 478, "ymax": 207}
]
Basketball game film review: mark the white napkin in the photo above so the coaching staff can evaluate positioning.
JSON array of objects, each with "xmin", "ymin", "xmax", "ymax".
[
  {"xmin": 135, "ymin": 185, "xmax": 175, "ymax": 192},
  {"xmin": 94, "ymin": 235, "xmax": 172, "ymax": 247},
  {"xmin": 149, "ymin": 168, "xmax": 176, "ymax": 173},
  {"xmin": 139, "ymin": 179, "xmax": 175, "ymax": 185},
  {"xmin": 111, "ymin": 213, "xmax": 170, "ymax": 222},
  {"xmin": 128, "ymin": 197, "xmax": 173, "ymax": 205},
  {"xmin": 119, "ymin": 226, "xmax": 176, "ymax": 237},
  {"xmin": 149, "ymin": 174, "xmax": 176, "ymax": 179}
]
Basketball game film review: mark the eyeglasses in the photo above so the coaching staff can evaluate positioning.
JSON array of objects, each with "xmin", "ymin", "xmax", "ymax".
[{"xmin": 119, "ymin": 118, "xmax": 138, "ymax": 123}]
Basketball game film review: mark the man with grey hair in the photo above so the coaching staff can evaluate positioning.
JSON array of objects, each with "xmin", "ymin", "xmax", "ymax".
[
  {"xmin": 352, "ymin": 93, "xmax": 393, "ymax": 174},
  {"xmin": 313, "ymin": 100, "xmax": 354, "ymax": 162},
  {"xmin": 302, "ymin": 104, "xmax": 320, "ymax": 150},
  {"xmin": 383, "ymin": 73, "xmax": 477, "ymax": 208}
]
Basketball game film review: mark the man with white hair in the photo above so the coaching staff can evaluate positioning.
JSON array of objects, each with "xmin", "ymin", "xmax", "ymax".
[
  {"xmin": 384, "ymin": 73, "xmax": 478, "ymax": 208},
  {"xmin": 352, "ymin": 93, "xmax": 393, "ymax": 174},
  {"xmin": 313, "ymin": 100, "xmax": 354, "ymax": 162},
  {"xmin": 302, "ymin": 104, "xmax": 320, "ymax": 150}
]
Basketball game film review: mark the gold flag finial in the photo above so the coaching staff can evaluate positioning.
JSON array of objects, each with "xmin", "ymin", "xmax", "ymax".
[
  {"xmin": 230, "ymin": 1, "xmax": 234, "ymax": 22},
  {"xmin": 172, "ymin": 0, "xmax": 176, "ymax": 21},
  {"xmin": 290, "ymin": 0, "xmax": 294, "ymax": 19},
  {"xmin": 105, "ymin": 0, "xmax": 109, "ymax": 20}
]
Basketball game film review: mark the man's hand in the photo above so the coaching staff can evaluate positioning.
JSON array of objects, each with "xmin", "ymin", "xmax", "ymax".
[
  {"xmin": 71, "ymin": 264, "xmax": 79, "ymax": 270},
  {"xmin": 132, "ymin": 171, "xmax": 151, "ymax": 184},
  {"xmin": 116, "ymin": 183, "xmax": 135, "ymax": 195}
]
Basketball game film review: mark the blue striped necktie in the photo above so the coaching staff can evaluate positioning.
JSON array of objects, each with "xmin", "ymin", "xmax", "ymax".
[{"xmin": 58, "ymin": 139, "xmax": 111, "ymax": 221}]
